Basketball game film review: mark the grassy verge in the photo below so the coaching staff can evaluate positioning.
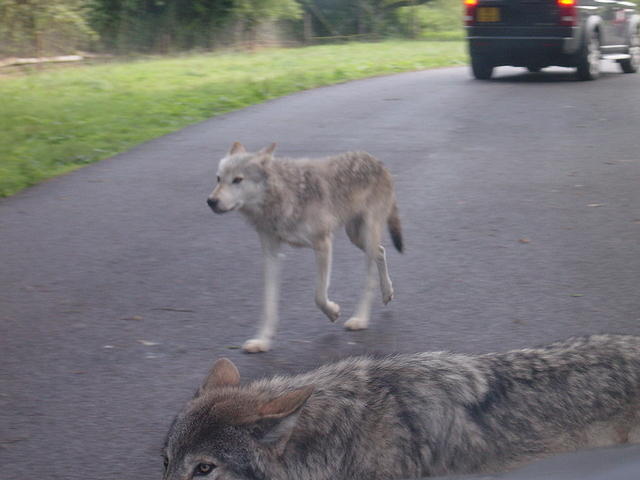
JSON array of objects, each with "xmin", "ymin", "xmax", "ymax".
[{"xmin": 0, "ymin": 40, "xmax": 466, "ymax": 197}]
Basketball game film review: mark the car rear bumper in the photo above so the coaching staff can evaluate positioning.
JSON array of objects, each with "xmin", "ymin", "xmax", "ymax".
[{"xmin": 466, "ymin": 26, "xmax": 582, "ymax": 67}]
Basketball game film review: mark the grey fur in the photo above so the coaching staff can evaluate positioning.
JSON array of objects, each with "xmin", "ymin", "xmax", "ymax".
[
  {"xmin": 207, "ymin": 143, "xmax": 403, "ymax": 352},
  {"xmin": 163, "ymin": 334, "xmax": 640, "ymax": 480}
]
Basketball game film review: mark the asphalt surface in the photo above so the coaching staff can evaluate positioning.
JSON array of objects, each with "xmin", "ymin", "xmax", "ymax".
[{"xmin": 1, "ymin": 62, "xmax": 639, "ymax": 479}]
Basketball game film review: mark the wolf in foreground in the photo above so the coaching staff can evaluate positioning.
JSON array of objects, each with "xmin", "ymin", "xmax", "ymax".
[
  {"xmin": 163, "ymin": 334, "xmax": 640, "ymax": 480},
  {"xmin": 206, "ymin": 143, "xmax": 403, "ymax": 353}
]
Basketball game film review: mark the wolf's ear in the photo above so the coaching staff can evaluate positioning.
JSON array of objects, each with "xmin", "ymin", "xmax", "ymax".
[
  {"xmin": 229, "ymin": 142, "xmax": 246, "ymax": 155},
  {"xmin": 252, "ymin": 385, "xmax": 314, "ymax": 455},
  {"xmin": 258, "ymin": 143, "xmax": 277, "ymax": 156},
  {"xmin": 258, "ymin": 385, "xmax": 314, "ymax": 418},
  {"xmin": 197, "ymin": 358, "xmax": 240, "ymax": 396}
]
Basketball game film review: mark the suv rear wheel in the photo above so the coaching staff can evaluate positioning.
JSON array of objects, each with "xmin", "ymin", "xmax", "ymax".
[
  {"xmin": 576, "ymin": 32, "xmax": 601, "ymax": 81},
  {"xmin": 471, "ymin": 56, "xmax": 494, "ymax": 80},
  {"xmin": 620, "ymin": 30, "xmax": 639, "ymax": 73}
]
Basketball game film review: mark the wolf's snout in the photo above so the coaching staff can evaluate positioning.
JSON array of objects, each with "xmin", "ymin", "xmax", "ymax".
[{"xmin": 207, "ymin": 197, "xmax": 219, "ymax": 212}]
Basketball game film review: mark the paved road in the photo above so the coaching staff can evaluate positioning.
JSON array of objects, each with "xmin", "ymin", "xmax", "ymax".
[{"xmin": 1, "ymin": 63, "xmax": 639, "ymax": 479}]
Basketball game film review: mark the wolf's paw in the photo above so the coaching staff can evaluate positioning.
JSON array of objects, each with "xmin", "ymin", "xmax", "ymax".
[
  {"xmin": 322, "ymin": 301, "xmax": 341, "ymax": 323},
  {"xmin": 344, "ymin": 316, "xmax": 369, "ymax": 331},
  {"xmin": 382, "ymin": 286, "xmax": 394, "ymax": 305},
  {"xmin": 242, "ymin": 338, "xmax": 271, "ymax": 353}
]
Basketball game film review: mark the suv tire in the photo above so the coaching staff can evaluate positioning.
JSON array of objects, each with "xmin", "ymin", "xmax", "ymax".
[
  {"xmin": 576, "ymin": 32, "xmax": 601, "ymax": 80},
  {"xmin": 471, "ymin": 56, "xmax": 494, "ymax": 80},
  {"xmin": 620, "ymin": 29, "xmax": 639, "ymax": 73}
]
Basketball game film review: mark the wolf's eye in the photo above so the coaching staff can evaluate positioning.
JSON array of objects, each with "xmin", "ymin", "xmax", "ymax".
[
  {"xmin": 232, "ymin": 177, "xmax": 243, "ymax": 184},
  {"xmin": 194, "ymin": 463, "xmax": 215, "ymax": 476}
]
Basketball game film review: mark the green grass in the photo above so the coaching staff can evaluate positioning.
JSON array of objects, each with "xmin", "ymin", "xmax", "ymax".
[{"xmin": 0, "ymin": 40, "xmax": 466, "ymax": 197}]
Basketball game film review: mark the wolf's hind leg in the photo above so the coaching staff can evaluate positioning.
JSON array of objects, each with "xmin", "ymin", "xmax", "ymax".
[
  {"xmin": 346, "ymin": 217, "xmax": 393, "ymax": 304},
  {"xmin": 344, "ymin": 259, "xmax": 377, "ymax": 330},
  {"xmin": 313, "ymin": 236, "xmax": 340, "ymax": 322},
  {"xmin": 375, "ymin": 245, "xmax": 394, "ymax": 304},
  {"xmin": 345, "ymin": 217, "xmax": 381, "ymax": 330}
]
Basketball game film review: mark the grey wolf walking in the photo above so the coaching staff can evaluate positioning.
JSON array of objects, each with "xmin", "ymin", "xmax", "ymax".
[
  {"xmin": 206, "ymin": 143, "xmax": 403, "ymax": 353},
  {"xmin": 163, "ymin": 334, "xmax": 640, "ymax": 480}
]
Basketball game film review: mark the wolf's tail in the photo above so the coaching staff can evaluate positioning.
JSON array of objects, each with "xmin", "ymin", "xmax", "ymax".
[{"xmin": 387, "ymin": 203, "xmax": 403, "ymax": 253}]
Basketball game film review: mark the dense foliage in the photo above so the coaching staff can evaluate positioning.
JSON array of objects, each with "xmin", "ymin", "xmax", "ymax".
[
  {"xmin": 0, "ymin": 0, "xmax": 97, "ymax": 56},
  {"xmin": 0, "ymin": 41, "xmax": 466, "ymax": 197},
  {"xmin": 0, "ymin": 0, "xmax": 464, "ymax": 56}
]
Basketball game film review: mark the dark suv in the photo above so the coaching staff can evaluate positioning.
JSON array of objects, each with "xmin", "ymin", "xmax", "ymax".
[{"xmin": 464, "ymin": 0, "xmax": 640, "ymax": 80}]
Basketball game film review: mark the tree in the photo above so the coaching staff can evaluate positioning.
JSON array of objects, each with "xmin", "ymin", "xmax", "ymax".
[
  {"xmin": 393, "ymin": 0, "xmax": 463, "ymax": 38},
  {"xmin": 230, "ymin": 0, "xmax": 302, "ymax": 46},
  {"xmin": 302, "ymin": 0, "xmax": 435, "ymax": 38},
  {"xmin": 0, "ymin": 0, "xmax": 96, "ymax": 56},
  {"xmin": 87, "ymin": 0, "xmax": 300, "ymax": 53},
  {"xmin": 88, "ymin": 0, "xmax": 237, "ymax": 53}
]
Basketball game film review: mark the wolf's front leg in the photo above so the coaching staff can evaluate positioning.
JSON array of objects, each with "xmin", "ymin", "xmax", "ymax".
[
  {"xmin": 243, "ymin": 236, "xmax": 281, "ymax": 353},
  {"xmin": 313, "ymin": 236, "xmax": 340, "ymax": 322}
]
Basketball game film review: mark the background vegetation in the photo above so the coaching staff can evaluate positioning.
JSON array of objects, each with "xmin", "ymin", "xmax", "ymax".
[
  {"xmin": 0, "ymin": 40, "xmax": 465, "ymax": 196},
  {"xmin": 0, "ymin": 0, "xmax": 464, "ymax": 57},
  {"xmin": 0, "ymin": 1, "xmax": 466, "ymax": 196}
]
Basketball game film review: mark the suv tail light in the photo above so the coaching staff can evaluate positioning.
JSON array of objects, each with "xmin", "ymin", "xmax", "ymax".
[
  {"xmin": 558, "ymin": 0, "xmax": 577, "ymax": 26},
  {"xmin": 464, "ymin": 0, "xmax": 478, "ymax": 26}
]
